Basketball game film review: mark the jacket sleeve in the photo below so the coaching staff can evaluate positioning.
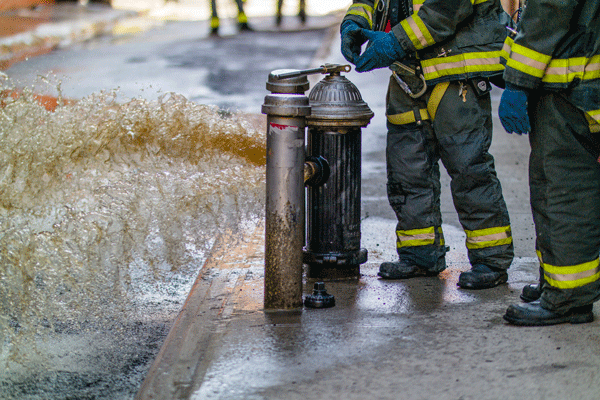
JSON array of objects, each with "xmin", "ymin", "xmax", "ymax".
[
  {"xmin": 342, "ymin": 0, "xmax": 376, "ymax": 30},
  {"xmin": 391, "ymin": 0, "xmax": 476, "ymax": 53},
  {"xmin": 503, "ymin": 0, "xmax": 580, "ymax": 89}
]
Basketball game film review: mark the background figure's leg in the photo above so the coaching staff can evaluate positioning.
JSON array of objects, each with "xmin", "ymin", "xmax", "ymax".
[
  {"xmin": 276, "ymin": 0, "xmax": 284, "ymax": 26},
  {"xmin": 210, "ymin": 0, "xmax": 219, "ymax": 35},
  {"xmin": 234, "ymin": 0, "xmax": 252, "ymax": 31},
  {"xmin": 298, "ymin": 0, "xmax": 306, "ymax": 24}
]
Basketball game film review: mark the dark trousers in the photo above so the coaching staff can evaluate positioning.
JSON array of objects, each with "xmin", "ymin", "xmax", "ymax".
[
  {"xmin": 386, "ymin": 77, "xmax": 513, "ymax": 271},
  {"xmin": 529, "ymin": 91, "xmax": 600, "ymax": 312}
]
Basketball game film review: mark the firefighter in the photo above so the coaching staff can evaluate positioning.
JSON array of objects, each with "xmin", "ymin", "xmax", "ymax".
[
  {"xmin": 210, "ymin": 0, "xmax": 252, "ymax": 36},
  {"xmin": 340, "ymin": 0, "xmax": 514, "ymax": 289},
  {"xmin": 499, "ymin": 0, "xmax": 600, "ymax": 325}
]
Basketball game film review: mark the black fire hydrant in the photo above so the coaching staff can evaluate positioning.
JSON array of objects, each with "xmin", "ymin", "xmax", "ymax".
[{"xmin": 262, "ymin": 65, "xmax": 373, "ymax": 310}]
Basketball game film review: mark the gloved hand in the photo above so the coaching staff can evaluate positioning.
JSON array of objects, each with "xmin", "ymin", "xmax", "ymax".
[
  {"xmin": 355, "ymin": 30, "xmax": 406, "ymax": 72},
  {"xmin": 340, "ymin": 20, "xmax": 367, "ymax": 64},
  {"xmin": 498, "ymin": 84, "xmax": 531, "ymax": 134}
]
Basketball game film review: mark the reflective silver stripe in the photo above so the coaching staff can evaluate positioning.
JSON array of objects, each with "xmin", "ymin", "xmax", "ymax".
[
  {"xmin": 396, "ymin": 226, "xmax": 440, "ymax": 247},
  {"xmin": 538, "ymin": 251, "xmax": 600, "ymax": 289},
  {"xmin": 465, "ymin": 226, "xmax": 512, "ymax": 250},
  {"xmin": 421, "ymin": 51, "xmax": 503, "ymax": 81}
]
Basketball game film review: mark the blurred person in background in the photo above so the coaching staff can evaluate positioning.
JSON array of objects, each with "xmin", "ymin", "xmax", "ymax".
[
  {"xmin": 275, "ymin": 0, "xmax": 306, "ymax": 27},
  {"xmin": 210, "ymin": 0, "xmax": 252, "ymax": 36}
]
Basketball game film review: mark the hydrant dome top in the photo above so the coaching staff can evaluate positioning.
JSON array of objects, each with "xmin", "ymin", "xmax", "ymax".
[{"xmin": 307, "ymin": 74, "xmax": 374, "ymax": 127}]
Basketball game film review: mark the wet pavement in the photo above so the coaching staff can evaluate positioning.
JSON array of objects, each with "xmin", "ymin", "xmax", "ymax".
[{"xmin": 3, "ymin": 2, "xmax": 600, "ymax": 400}]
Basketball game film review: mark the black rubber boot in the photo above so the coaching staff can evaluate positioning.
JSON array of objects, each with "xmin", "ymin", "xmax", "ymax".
[
  {"xmin": 378, "ymin": 260, "xmax": 439, "ymax": 280},
  {"xmin": 503, "ymin": 300, "xmax": 594, "ymax": 326},
  {"xmin": 520, "ymin": 283, "xmax": 542, "ymax": 302},
  {"xmin": 457, "ymin": 264, "xmax": 508, "ymax": 290},
  {"xmin": 238, "ymin": 22, "xmax": 254, "ymax": 32},
  {"xmin": 298, "ymin": 9, "xmax": 306, "ymax": 24}
]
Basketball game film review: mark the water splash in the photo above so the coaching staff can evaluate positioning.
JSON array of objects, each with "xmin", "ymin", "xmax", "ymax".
[{"xmin": 0, "ymin": 75, "xmax": 266, "ymax": 391}]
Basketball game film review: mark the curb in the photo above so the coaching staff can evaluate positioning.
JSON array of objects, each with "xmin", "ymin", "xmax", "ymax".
[{"xmin": 135, "ymin": 223, "xmax": 265, "ymax": 399}]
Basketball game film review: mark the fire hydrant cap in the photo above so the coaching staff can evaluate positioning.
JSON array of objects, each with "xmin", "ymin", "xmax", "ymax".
[
  {"xmin": 262, "ymin": 93, "xmax": 311, "ymax": 117},
  {"xmin": 307, "ymin": 74, "xmax": 374, "ymax": 127},
  {"xmin": 267, "ymin": 69, "xmax": 311, "ymax": 94},
  {"xmin": 304, "ymin": 282, "xmax": 335, "ymax": 308}
]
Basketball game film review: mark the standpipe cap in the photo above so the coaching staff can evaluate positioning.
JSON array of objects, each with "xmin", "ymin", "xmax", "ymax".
[{"xmin": 266, "ymin": 69, "xmax": 310, "ymax": 94}]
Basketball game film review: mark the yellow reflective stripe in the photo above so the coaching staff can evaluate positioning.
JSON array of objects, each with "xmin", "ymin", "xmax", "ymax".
[
  {"xmin": 511, "ymin": 43, "xmax": 552, "ymax": 64},
  {"xmin": 537, "ymin": 251, "xmax": 600, "ymax": 289},
  {"xmin": 426, "ymin": 81, "xmax": 449, "ymax": 121},
  {"xmin": 412, "ymin": 0, "xmax": 424, "ymax": 11},
  {"xmin": 347, "ymin": 4, "xmax": 374, "ymax": 28},
  {"xmin": 501, "ymin": 37, "xmax": 513, "ymax": 61},
  {"xmin": 211, "ymin": 16, "xmax": 219, "ymax": 28},
  {"xmin": 465, "ymin": 226, "xmax": 512, "ymax": 250},
  {"xmin": 506, "ymin": 43, "xmax": 551, "ymax": 78},
  {"xmin": 421, "ymin": 51, "xmax": 504, "ymax": 81},
  {"xmin": 438, "ymin": 226, "xmax": 445, "ymax": 246},
  {"xmin": 473, "ymin": 0, "xmax": 489, "ymax": 4},
  {"xmin": 237, "ymin": 12, "xmax": 248, "ymax": 23},
  {"xmin": 586, "ymin": 109, "xmax": 600, "ymax": 122},
  {"xmin": 542, "ymin": 55, "xmax": 600, "ymax": 84},
  {"xmin": 397, "ymin": 226, "xmax": 436, "ymax": 247},
  {"xmin": 585, "ymin": 110, "xmax": 600, "ymax": 133},
  {"xmin": 401, "ymin": 14, "xmax": 435, "ymax": 50}
]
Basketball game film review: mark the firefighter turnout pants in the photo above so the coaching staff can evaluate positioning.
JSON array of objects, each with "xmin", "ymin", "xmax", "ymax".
[
  {"xmin": 529, "ymin": 91, "xmax": 600, "ymax": 313},
  {"xmin": 385, "ymin": 75, "xmax": 514, "ymax": 273}
]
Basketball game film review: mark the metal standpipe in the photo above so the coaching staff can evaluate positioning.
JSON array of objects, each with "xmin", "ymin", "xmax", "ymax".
[{"xmin": 262, "ymin": 70, "xmax": 311, "ymax": 310}]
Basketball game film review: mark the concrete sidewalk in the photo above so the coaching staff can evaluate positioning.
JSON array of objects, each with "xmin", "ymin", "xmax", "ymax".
[{"xmin": 136, "ymin": 29, "xmax": 600, "ymax": 400}]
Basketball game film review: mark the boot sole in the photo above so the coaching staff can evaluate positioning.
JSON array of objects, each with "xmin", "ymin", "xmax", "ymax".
[
  {"xmin": 519, "ymin": 292, "xmax": 541, "ymax": 303},
  {"xmin": 503, "ymin": 311, "xmax": 594, "ymax": 326},
  {"xmin": 377, "ymin": 271, "xmax": 438, "ymax": 280},
  {"xmin": 457, "ymin": 273, "xmax": 508, "ymax": 290}
]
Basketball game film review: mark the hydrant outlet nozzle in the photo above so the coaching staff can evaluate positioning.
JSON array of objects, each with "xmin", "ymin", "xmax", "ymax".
[{"xmin": 304, "ymin": 155, "xmax": 330, "ymax": 187}]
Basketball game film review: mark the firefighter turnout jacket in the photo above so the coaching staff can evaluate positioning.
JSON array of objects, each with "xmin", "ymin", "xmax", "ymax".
[
  {"xmin": 343, "ymin": 0, "xmax": 515, "ymax": 273},
  {"xmin": 503, "ymin": 0, "xmax": 600, "ymax": 130},
  {"xmin": 343, "ymin": 0, "xmax": 512, "ymax": 85}
]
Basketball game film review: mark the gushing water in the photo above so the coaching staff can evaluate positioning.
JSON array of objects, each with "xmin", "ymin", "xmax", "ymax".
[{"xmin": 0, "ymin": 74, "xmax": 266, "ymax": 397}]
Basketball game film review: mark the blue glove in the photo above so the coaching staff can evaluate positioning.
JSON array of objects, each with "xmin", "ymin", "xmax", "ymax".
[
  {"xmin": 340, "ymin": 20, "xmax": 367, "ymax": 64},
  {"xmin": 498, "ymin": 84, "xmax": 531, "ymax": 134},
  {"xmin": 355, "ymin": 30, "xmax": 406, "ymax": 72}
]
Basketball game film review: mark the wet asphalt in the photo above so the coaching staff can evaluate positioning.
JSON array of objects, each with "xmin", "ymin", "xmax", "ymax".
[{"xmin": 4, "ymin": 3, "xmax": 600, "ymax": 400}]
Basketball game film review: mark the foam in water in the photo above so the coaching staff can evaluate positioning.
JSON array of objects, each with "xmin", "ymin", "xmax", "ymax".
[{"xmin": 0, "ymin": 73, "xmax": 266, "ymax": 397}]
